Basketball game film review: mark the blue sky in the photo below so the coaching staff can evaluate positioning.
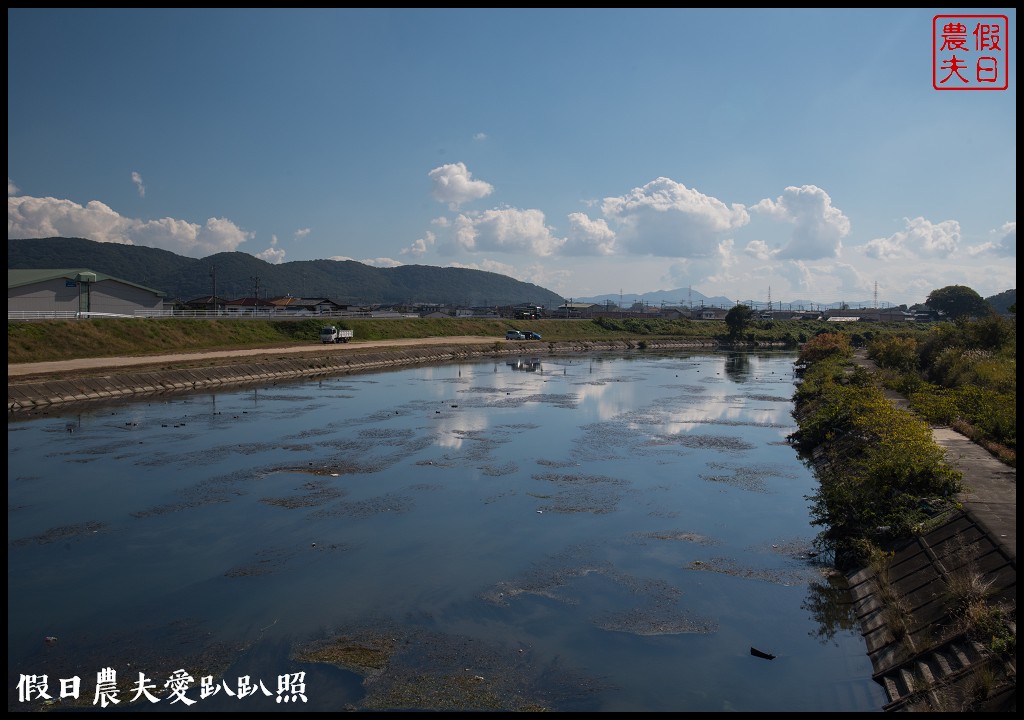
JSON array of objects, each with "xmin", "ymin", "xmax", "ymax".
[{"xmin": 7, "ymin": 8, "xmax": 1016, "ymax": 306}]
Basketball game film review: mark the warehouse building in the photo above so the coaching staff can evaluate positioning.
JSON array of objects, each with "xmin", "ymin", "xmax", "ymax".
[{"xmin": 8, "ymin": 268, "xmax": 165, "ymax": 318}]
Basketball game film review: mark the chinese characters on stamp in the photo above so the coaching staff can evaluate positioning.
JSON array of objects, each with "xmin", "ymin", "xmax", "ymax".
[{"xmin": 934, "ymin": 15, "xmax": 1009, "ymax": 90}]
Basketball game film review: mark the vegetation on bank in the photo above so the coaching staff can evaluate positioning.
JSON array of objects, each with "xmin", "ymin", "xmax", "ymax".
[
  {"xmin": 7, "ymin": 313, "xmax": 947, "ymax": 365},
  {"xmin": 789, "ymin": 308, "xmax": 1015, "ymax": 566},
  {"xmin": 865, "ymin": 313, "xmax": 1016, "ymax": 467},
  {"xmin": 787, "ymin": 314, "xmax": 1017, "ymax": 711},
  {"xmin": 788, "ymin": 332, "xmax": 965, "ymax": 569}
]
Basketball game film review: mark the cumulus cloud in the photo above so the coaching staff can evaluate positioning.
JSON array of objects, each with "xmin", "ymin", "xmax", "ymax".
[
  {"xmin": 402, "ymin": 230, "xmax": 436, "ymax": 257},
  {"xmin": 8, "ymin": 194, "xmax": 252, "ymax": 256},
  {"xmin": 743, "ymin": 239, "xmax": 777, "ymax": 261},
  {"xmin": 700, "ymin": 240, "xmax": 743, "ymax": 289},
  {"xmin": 428, "ymin": 162, "xmax": 494, "ymax": 210},
  {"xmin": 750, "ymin": 185, "xmax": 850, "ymax": 260},
  {"xmin": 966, "ymin": 221, "xmax": 1015, "ymax": 258},
  {"xmin": 864, "ymin": 216, "xmax": 960, "ymax": 260},
  {"xmin": 669, "ymin": 240, "xmax": 740, "ymax": 292},
  {"xmin": 994, "ymin": 221, "xmax": 1016, "ymax": 256},
  {"xmin": 452, "ymin": 207, "xmax": 565, "ymax": 256},
  {"xmin": 562, "ymin": 212, "xmax": 616, "ymax": 256},
  {"xmin": 473, "ymin": 132, "xmax": 487, "ymax": 141},
  {"xmin": 294, "ymin": 227, "xmax": 311, "ymax": 240},
  {"xmin": 777, "ymin": 260, "xmax": 815, "ymax": 293},
  {"xmin": 449, "ymin": 258, "xmax": 518, "ymax": 276},
  {"xmin": 256, "ymin": 234, "xmax": 286, "ymax": 264},
  {"xmin": 830, "ymin": 262, "xmax": 870, "ymax": 297},
  {"xmin": 131, "ymin": 171, "xmax": 145, "ymax": 198},
  {"xmin": 325, "ymin": 255, "xmax": 402, "ymax": 267},
  {"xmin": 9, "ymin": 178, "xmax": 19, "ymax": 196},
  {"xmin": 601, "ymin": 177, "xmax": 749, "ymax": 256}
]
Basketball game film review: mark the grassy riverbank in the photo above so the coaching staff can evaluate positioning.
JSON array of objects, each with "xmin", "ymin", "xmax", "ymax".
[
  {"xmin": 8, "ymin": 315, "xmax": 809, "ymax": 364},
  {"xmin": 6, "ymin": 317, "xmax": 701, "ymax": 364}
]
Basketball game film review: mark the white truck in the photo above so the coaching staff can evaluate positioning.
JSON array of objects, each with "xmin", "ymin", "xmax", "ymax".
[{"xmin": 319, "ymin": 326, "xmax": 354, "ymax": 344}]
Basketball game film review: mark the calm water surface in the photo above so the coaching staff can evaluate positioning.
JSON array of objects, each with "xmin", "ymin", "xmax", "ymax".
[{"xmin": 8, "ymin": 350, "xmax": 887, "ymax": 711}]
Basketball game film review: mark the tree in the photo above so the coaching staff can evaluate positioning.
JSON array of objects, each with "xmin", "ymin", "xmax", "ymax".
[
  {"xmin": 925, "ymin": 285, "xmax": 990, "ymax": 320},
  {"xmin": 725, "ymin": 304, "xmax": 755, "ymax": 337}
]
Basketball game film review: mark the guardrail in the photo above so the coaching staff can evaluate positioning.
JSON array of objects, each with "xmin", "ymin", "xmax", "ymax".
[{"xmin": 8, "ymin": 310, "xmax": 425, "ymax": 321}]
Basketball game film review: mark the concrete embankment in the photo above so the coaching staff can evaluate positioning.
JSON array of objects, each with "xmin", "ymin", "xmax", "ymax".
[{"xmin": 845, "ymin": 509, "xmax": 1015, "ymax": 711}]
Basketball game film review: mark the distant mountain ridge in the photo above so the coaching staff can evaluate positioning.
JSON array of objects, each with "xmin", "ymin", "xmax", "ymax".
[
  {"xmin": 8, "ymin": 237, "xmax": 565, "ymax": 307},
  {"xmin": 576, "ymin": 287, "xmax": 1016, "ymax": 313},
  {"xmin": 574, "ymin": 288, "xmax": 855, "ymax": 311}
]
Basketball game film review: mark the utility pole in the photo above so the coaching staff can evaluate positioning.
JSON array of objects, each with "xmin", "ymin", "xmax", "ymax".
[
  {"xmin": 251, "ymin": 274, "xmax": 260, "ymax": 316},
  {"xmin": 209, "ymin": 265, "xmax": 217, "ymax": 315}
]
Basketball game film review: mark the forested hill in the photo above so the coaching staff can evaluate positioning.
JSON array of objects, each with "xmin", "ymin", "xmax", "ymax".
[{"xmin": 8, "ymin": 237, "xmax": 565, "ymax": 307}]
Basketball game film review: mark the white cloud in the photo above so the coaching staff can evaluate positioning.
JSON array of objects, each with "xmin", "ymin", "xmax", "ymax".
[
  {"xmin": 562, "ymin": 212, "xmax": 616, "ymax": 256},
  {"xmin": 360, "ymin": 257, "xmax": 403, "ymax": 268},
  {"xmin": 701, "ymin": 240, "xmax": 742, "ymax": 290},
  {"xmin": 428, "ymin": 162, "xmax": 494, "ymax": 210},
  {"xmin": 863, "ymin": 216, "xmax": 960, "ymax": 260},
  {"xmin": 473, "ymin": 132, "xmax": 487, "ymax": 141},
  {"xmin": 402, "ymin": 230, "xmax": 435, "ymax": 257},
  {"xmin": 777, "ymin": 260, "xmax": 814, "ymax": 293},
  {"xmin": 831, "ymin": 262, "xmax": 870, "ymax": 297},
  {"xmin": 8, "ymin": 194, "xmax": 252, "ymax": 256},
  {"xmin": 994, "ymin": 221, "xmax": 1016, "ymax": 257},
  {"xmin": 449, "ymin": 258, "xmax": 518, "ymax": 276},
  {"xmin": 325, "ymin": 255, "xmax": 402, "ymax": 267},
  {"xmin": 256, "ymin": 234, "xmax": 286, "ymax": 264},
  {"xmin": 9, "ymin": 178, "xmax": 20, "ymax": 196},
  {"xmin": 751, "ymin": 185, "xmax": 850, "ymax": 260},
  {"xmin": 743, "ymin": 239, "xmax": 777, "ymax": 261},
  {"xmin": 294, "ymin": 227, "xmax": 311, "ymax": 239},
  {"xmin": 131, "ymin": 171, "xmax": 145, "ymax": 198},
  {"xmin": 966, "ymin": 221, "xmax": 1015, "ymax": 258},
  {"xmin": 670, "ymin": 240, "xmax": 739, "ymax": 292},
  {"xmin": 601, "ymin": 177, "xmax": 749, "ymax": 256},
  {"xmin": 452, "ymin": 207, "xmax": 565, "ymax": 256}
]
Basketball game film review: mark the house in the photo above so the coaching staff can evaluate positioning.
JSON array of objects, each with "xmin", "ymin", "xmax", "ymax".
[
  {"xmin": 266, "ymin": 296, "xmax": 348, "ymax": 316},
  {"xmin": 182, "ymin": 295, "xmax": 229, "ymax": 314},
  {"xmin": 554, "ymin": 302, "xmax": 594, "ymax": 318},
  {"xmin": 693, "ymin": 307, "xmax": 729, "ymax": 320},
  {"xmin": 8, "ymin": 268, "xmax": 165, "ymax": 318},
  {"xmin": 222, "ymin": 297, "xmax": 278, "ymax": 316}
]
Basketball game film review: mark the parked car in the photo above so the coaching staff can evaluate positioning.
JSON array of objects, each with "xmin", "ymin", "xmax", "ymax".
[
  {"xmin": 505, "ymin": 330, "xmax": 526, "ymax": 340},
  {"xmin": 524, "ymin": 331, "xmax": 542, "ymax": 340}
]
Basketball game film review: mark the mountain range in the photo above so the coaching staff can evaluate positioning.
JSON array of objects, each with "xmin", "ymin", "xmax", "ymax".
[
  {"xmin": 7, "ymin": 237, "xmax": 565, "ymax": 307},
  {"xmin": 8, "ymin": 237, "xmax": 1014, "ymax": 314}
]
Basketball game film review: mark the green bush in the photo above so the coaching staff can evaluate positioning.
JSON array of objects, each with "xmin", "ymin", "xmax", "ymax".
[{"xmin": 792, "ymin": 346, "xmax": 964, "ymax": 569}]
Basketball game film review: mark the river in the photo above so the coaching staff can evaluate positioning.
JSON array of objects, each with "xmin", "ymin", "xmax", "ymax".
[{"xmin": 7, "ymin": 349, "xmax": 888, "ymax": 711}]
